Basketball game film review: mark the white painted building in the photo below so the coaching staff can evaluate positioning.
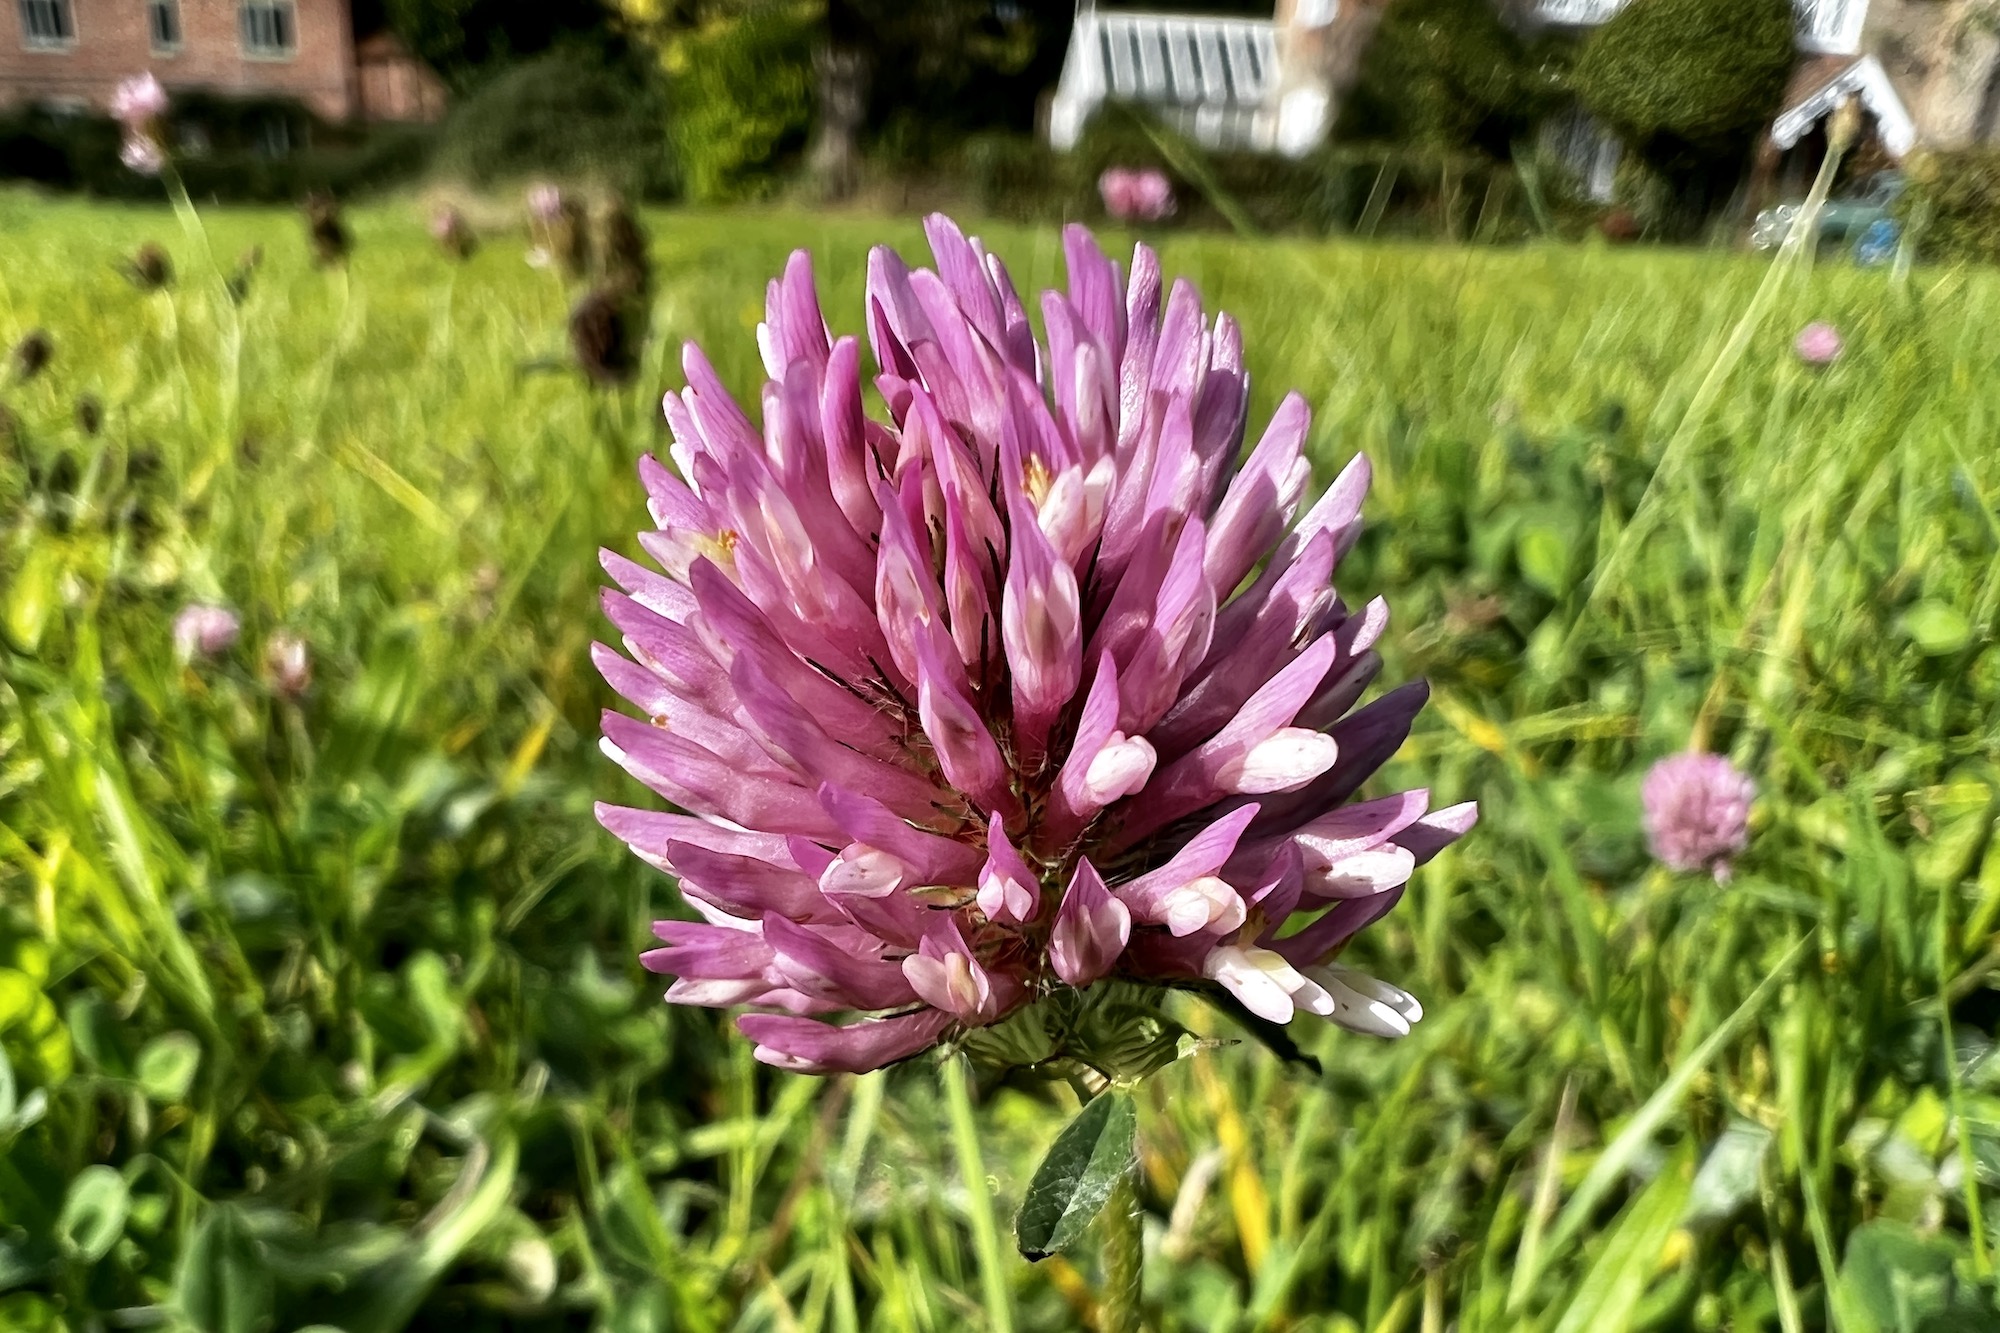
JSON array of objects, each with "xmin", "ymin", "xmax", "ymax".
[
  {"xmin": 1528, "ymin": 0, "xmax": 1999, "ymax": 200},
  {"xmin": 1049, "ymin": 0, "xmax": 1343, "ymax": 158},
  {"xmin": 1048, "ymin": 0, "xmax": 2000, "ymax": 198}
]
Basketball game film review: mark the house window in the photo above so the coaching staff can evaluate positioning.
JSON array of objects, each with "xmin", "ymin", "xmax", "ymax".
[
  {"xmin": 1795, "ymin": 0, "xmax": 1866, "ymax": 53},
  {"xmin": 18, "ymin": 0, "xmax": 75, "ymax": 47},
  {"xmin": 149, "ymin": 0, "xmax": 181, "ymax": 51},
  {"xmin": 239, "ymin": 0, "xmax": 295, "ymax": 57}
]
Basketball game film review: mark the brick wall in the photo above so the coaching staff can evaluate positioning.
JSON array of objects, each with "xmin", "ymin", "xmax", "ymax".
[{"xmin": 1, "ymin": 0, "xmax": 355, "ymax": 121}]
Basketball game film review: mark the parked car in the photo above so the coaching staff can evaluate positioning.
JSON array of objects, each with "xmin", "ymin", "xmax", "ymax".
[{"xmin": 1750, "ymin": 171, "xmax": 1905, "ymax": 250}]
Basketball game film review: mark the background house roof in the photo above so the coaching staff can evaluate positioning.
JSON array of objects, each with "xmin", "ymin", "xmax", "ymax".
[{"xmin": 1772, "ymin": 53, "xmax": 1916, "ymax": 156}]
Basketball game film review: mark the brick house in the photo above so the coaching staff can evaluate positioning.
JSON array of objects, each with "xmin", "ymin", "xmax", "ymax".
[{"xmin": 1, "ymin": 0, "xmax": 445, "ymax": 123}]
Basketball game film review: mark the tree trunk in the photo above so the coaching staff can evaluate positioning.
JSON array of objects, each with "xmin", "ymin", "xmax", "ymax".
[{"xmin": 810, "ymin": 3, "xmax": 871, "ymax": 202}]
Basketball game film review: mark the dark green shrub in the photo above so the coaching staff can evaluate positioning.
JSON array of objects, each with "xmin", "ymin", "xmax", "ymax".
[
  {"xmin": 380, "ymin": 0, "xmax": 616, "ymax": 91},
  {"xmin": 1344, "ymin": 0, "xmax": 1557, "ymax": 156},
  {"xmin": 431, "ymin": 47, "xmax": 672, "ymax": 196},
  {"xmin": 1572, "ymin": 0, "xmax": 1793, "ymax": 161},
  {"xmin": 0, "ymin": 103, "xmax": 433, "ymax": 201},
  {"xmin": 183, "ymin": 126, "xmax": 438, "ymax": 201},
  {"xmin": 669, "ymin": 1, "xmax": 816, "ymax": 203},
  {"xmin": 1897, "ymin": 149, "xmax": 2000, "ymax": 264},
  {"xmin": 0, "ymin": 110, "xmax": 113, "ymax": 191},
  {"xmin": 956, "ymin": 132, "xmax": 1076, "ymax": 221}
]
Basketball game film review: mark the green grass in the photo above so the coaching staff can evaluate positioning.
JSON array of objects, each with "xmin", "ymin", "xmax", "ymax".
[{"xmin": 3, "ymin": 188, "xmax": 2000, "ymax": 1332}]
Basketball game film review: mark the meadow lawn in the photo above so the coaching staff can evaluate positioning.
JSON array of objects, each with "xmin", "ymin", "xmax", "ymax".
[{"xmin": 4, "ymin": 189, "xmax": 2000, "ymax": 1332}]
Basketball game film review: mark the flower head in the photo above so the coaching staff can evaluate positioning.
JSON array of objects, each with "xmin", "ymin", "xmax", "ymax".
[
  {"xmin": 173, "ymin": 604, "xmax": 240, "ymax": 661},
  {"xmin": 527, "ymin": 184, "xmax": 563, "ymax": 225},
  {"xmin": 1794, "ymin": 321, "xmax": 1843, "ymax": 365},
  {"xmin": 598, "ymin": 216, "xmax": 1475, "ymax": 1076},
  {"xmin": 10, "ymin": 330, "xmax": 51, "ymax": 382},
  {"xmin": 1641, "ymin": 752, "xmax": 1755, "ymax": 882},
  {"xmin": 431, "ymin": 205, "xmax": 476, "ymax": 259},
  {"xmin": 127, "ymin": 242, "xmax": 173, "ymax": 290},
  {"xmin": 264, "ymin": 631, "xmax": 312, "ymax": 695},
  {"xmin": 1100, "ymin": 167, "xmax": 1176, "ymax": 223},
  {"xmin": 120, "ymin": 133, "xmax": 166, "ymax": 176},
  {"xmin": 111, "ymin": 74, "xmax": 170, "ymax": 176},
  {"xmin": 111, "ymin": 73, "xmax": 169, "ymax": 129}
]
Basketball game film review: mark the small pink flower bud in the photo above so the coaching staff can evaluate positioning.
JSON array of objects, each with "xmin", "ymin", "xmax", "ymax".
[
  {"xmin": 120, "ymin": 134, "xmax": 166, "ymax": 176},
  {"xmin": 264, "ymin": 631, "xmax": 312, "ymax": 696},
  {"xmin": 111, "ymin": 73, "xmax": 169, "ymax": 129},
  {"xmin": 172, "ymin": 604, "xmax": 239, "ymax": 661},
  {"xmin": 1794, "ymin": 322, "xmax": 1843, "ymax": 365}
]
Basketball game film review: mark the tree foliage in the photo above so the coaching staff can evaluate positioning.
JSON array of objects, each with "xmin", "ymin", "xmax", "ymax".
[
  {"xmin": 670, "ymin": 2, "xmax": 818, "ymax": 202},
  {"xmin": 831, "ymin": 0, "xmax": 1071, "ymax": 138},
  {"xmin": 1897, "ymin": 148, "xmax": 2000, "ymax": 264},
  {"xmin": 369, "ymin": 0, "xmax": 619, "ymax": 91},
  {"xmin": 1572, "ymin": 0, "xmax": 1795, "ymax": 162},
  {"xmin": 1343, "ymin": 0, "xmax": 1564, "ymax": 156},
  {"xmin": 430, "ymin": 48, "xmax": 673, "ymax": 195},
  {"xmin": 610, "ymin": 0, "xmax": 1074, "ymax": 199}
]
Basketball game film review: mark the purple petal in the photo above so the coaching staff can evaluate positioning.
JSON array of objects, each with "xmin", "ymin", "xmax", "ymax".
[
  {"xmin": 762, "ymin": 914, "xmax": 918, "ymax": 1010},
  {"xmin": 738, "ymin": 1009, "xmax": 953, "ymax": 1075},
  {"xmin": 1050, "ymin": 859, "xmax": 1131, "ymax": 987}
]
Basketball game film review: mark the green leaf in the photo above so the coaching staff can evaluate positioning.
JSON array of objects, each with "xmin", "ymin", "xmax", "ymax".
[
  {"xmin": 0, "ymin": 969, "xmax": 72, "ymax": 1088},
  {"xmin": 56, "ymin": 1166, "xmax": 130, "ymax": 1264},
  {"xmin": 1521, "ymin": 938, "xmax": 1808, "ymax": 1302},
  {"xmin": 1070, "ymin": 1001, "xmax": 1191, "ymax": 1083},
  {"xmin": 0, "ymin": 1233, "xmax": 45, "ymax": 1289},
  {"xmin": 1838, "ymin": 1219, "xmax": 1969, "ymax": 1333},
  {"xmin": 176, "ymin": 1204, "xmax": 275, "ymax": 1333},
  {"xmin": 135, "ymin": 1032, "xmax": 202, "ymax": 1104},
  {"xmin": 1683, "ymin": 1119, "xmax": 1771, "ymax": 1227},
  {"xmin": 1015, "ymin": 1090, "xmax": 1137, "ymax": 1261},
  {"xmin": 1903, "ymin": 601, "xmax": 1973, "ymax": 656},
  {"xmin": 1517, "ymin": 518, "xmax": 1576, "ymax": 597},
  {"xmin": 1551, "ymin": 1146, "xmax": 1693, "ymax": 1333},
  {"xmin": 3, "ymin": 544, "xmax": 59, "ymax": 653},
  {"xmin": 311, "ymin": 1132, "xmax": 519, "ymax": 1333},
  {"xmin": 0, "ymin": 1293, "xmax": 67, "ymax": 1333}
]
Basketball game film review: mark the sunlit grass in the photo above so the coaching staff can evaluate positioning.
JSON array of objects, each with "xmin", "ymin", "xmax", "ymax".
[{"xmin": 3, "ymin": 188, "xmax": 1998, "ymax": 1331}]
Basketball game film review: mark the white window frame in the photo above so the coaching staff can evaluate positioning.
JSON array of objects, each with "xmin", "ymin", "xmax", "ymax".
[
  {"xmin": 238, "ymin": 0, "xmax": 297, "ymax": 59},
  {"xmin": 17, "ymin": 0, "xmax": 75, "ymax": 49},
  {"xmin": 149, "ymin": 0, "xmax": 182, "ymax": 53},
  {"xmin": 1795, "ymin": 0, "xmax": 1867, "ymax": 55},
  {"xmin": 1293, "ymin": 0, "xmax": 1337, "ymax": 28}
]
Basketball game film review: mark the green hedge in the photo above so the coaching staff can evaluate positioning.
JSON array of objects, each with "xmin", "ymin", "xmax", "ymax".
[
  {"xmin": 0, "ymin": 104, "xmax": 434, "ymax": 202},
  {"xmin": 1573, "ymin": 0, "xmax": 1793, "ymax": 160},
  {"xmin": 1343, "ymin": 0, "xmax": 1555, "ymax": 155},
  {"xmin": 1898, "ymin": 150, "xmax": 2000, "ymax": 265},
  {"xmin": 430, "ymin": 47, "xmax": 673, "ymax": 197}
]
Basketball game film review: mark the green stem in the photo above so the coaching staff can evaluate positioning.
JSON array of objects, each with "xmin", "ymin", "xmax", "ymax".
[
  {"xmin": 942, "ymin": 1054, "xmax": 1015, "ymax": 1333},
  {"xmin": 1098, "ymin": 1168, "xmax": 1143, "ymax": 1333}
]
